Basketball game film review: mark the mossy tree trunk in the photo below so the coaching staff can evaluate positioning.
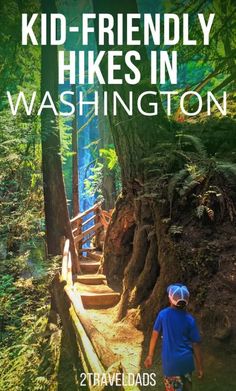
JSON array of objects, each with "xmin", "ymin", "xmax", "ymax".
[
  {"xmin": 98, "ymin": 87, "xmax": 117, "ymax": 210},
  {"xmin": 72, "ymin": 85, "xmax": 79, "ymax": 217},
  {"xmin": 92, "ymin": 0, "xmax": 178, "ymax": 327},
  {"xmin": 41, "ymin": 0, "xmax": 77, "ymax": 267}
]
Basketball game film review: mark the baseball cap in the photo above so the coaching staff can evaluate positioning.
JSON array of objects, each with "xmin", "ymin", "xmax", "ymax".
[{"xmin": 167, "ymin": 284, "xmax": 190, "ymax": 306}]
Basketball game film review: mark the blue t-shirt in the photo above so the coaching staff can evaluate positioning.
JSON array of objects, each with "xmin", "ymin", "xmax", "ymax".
[{"xmin": 153, "ymin": 307, "xmax": 201, "ymax": 376}]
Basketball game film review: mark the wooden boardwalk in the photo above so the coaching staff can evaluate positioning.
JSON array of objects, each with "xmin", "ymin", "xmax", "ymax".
[
  {"xmin": 71, "ymin": 202, "xmax": 120, "ymax": 310},
  {"xmin": 56, "ymin": 203, "xmax": 141, "ymax": 391}
]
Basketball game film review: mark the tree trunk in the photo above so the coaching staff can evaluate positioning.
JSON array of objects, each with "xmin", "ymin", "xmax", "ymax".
[
  {"xmin": 41, "ymin": 0, "xmax": 78, "ymax": 271},
  {"xmin": 92, "ymin": 0, "xmax": 169, "ymax": 189},
  {"xmin": 98, "ymin": 94, "xmax": 117, "ymax": 210},
  {"xmin": 92, "ymin": 0, "xmax": 176, "ymax": 328},
  {"xmin": 72, "ymin": 85, "xmax": 79, "ymax": 217}
]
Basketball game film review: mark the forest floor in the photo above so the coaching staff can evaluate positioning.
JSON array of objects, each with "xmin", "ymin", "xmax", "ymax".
[
  {"xmin": 86, "ymin": 305, "xmax": 236, "ymax": 391},
  {"xmin": 87, "ymin": 306, "xmax": 143, "ymax": 375}
]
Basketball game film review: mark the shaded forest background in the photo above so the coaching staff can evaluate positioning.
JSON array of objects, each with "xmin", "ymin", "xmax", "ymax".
[{"xmin": 0, "ymin": 0, "xmax": 236, "ymax": 390}]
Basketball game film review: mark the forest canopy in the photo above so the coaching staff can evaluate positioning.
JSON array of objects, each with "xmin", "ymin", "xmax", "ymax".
[{"xmin": 4, "ymin": 7, "xmax": 232, "ymax": 119}]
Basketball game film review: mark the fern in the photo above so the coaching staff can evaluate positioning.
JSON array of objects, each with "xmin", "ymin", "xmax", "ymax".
[
  {"xmin": 196, "ymin": 205, "xmax": 215, "ymax": 221},
  {"xmin": 179, "ymin": 134, "xmax": 207, "ymax": 159},
  {"xmin": 169, "ymin": 225, "xmax": 183, "ymax": 236},
  {"xmin": 168, "ymin": 169, "xmax": 188, "ymax": 202},
  {"xmin": 196, "ymin": 205, "xmax": 205, "ymax": 219},
  {"xmin": 179, "ymin": 179, "xmax": 200, "ymax": 197},
  {"xmin": 216, "ymin": 163, "xmax": 236, "ymax": 188}
]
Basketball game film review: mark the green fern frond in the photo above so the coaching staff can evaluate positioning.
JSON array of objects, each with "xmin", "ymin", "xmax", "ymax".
[
  {"xmin": 168, "ymin": 169, "xmax": 189, "ymax": 202},
  {"xmin": 179, "ymin": 179, "xmax": 201, "ymax": 197},
  {"xmin": 196, "ymin": 205, "xmax": 205, "ymax": 219},
  {"xmin": 216, "ymin": 163, "xmax": 236, "ymax": 187},
  {"xmin": 179, "ymin": 134, "xmax": 207, "ymax": 159}
]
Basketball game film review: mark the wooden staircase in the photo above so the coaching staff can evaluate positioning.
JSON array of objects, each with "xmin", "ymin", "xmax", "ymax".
[
  {"xmin": 75, "ymin": 250, "xmax": 120, "ymax": 309},
  {"xmin": 58, "ymin": 204, "xmax": 140, "ymax": 391},
  {"xmin": 70, "ymin": 204, "xmax": 120, "ymax": 310}
]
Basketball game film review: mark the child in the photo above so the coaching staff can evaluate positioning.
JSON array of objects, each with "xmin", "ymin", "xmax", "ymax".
[{"xmin": 144, "ymin": 284, "xmax": 203, "ymax": 391}]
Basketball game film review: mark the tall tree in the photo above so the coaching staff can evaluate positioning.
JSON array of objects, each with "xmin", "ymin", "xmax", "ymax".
[
  {"xmin": 92, "ymin": 0, "xmax": 169, "ymax": 189},
  {"xmin": 98, "ymin": 89, "xmax": 117, "ymax": 210},
  {"xmin": 72, "ymin": 85, "xmax": 80, "ymax": 217},
  {"xmin": 41, "ymin": 0, "xmax": 78, "ymax": 270},
  {"xmin": 92, "ymin": 0, "xmax": 174, "ymax": 324},
  {"xmin": 92, "ymin": 0, "xmax": 236, "ymax": 330}
]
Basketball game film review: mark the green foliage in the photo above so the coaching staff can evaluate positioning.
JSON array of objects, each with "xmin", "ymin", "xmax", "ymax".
[
  {"xmin": 216, "ymin": 162, "xmax": 236, "ymax": 188},
  {"xmin": 84, "ymin": 144, "xmax": 121, "ymax": 201},
  {"xmin": 0, "ymin": 1, "xmax": 40, "ymax": 112},
  {"xmin": 84, "ymin": 161, "xmax": 104, "ymax": 201},
  {"xmin": 0, "ymin": 274, "xmax": 24, "ymax": 343},
  {"xmin": 0, "ymin": 0, "xmax": 43, "ymax": 252},
  {"xmin": 100, "ymin": 147, "xmax": 118, "ymax": 170},
  {"xmin": 177, "ymin": 134, "xmax": 207, "ymax": 159},
  {"xmin": 160, "ymin": 0, "xmax": 236, "ymax": 118},
  {"xmin": 59, "ymin": 117, "xmax": 74, "ymax": 163},
  {"xmin": 0, "ymin": 313, "xmax": 49, "ymax": 391},
  {"xmin": 0, "ymin": 110, "xmax": 44, "ymax": 251},
  {"xmin": 167, "ymin": 134, "xmax": 236, "ymax": 221},
  {"xmin": 0, "ymin": 256, "xmax": 63, "ymax": 391},
  {"xmin": 196, "ymin": 204, "xmax": 214, "ymax": 221},
  {"xmin": 0, "ymin": 5, "xmax": 54, "ymax": 389},
  {"xmin": 169, "ymin": 225, "xmax": 183, "ymax": 237}
]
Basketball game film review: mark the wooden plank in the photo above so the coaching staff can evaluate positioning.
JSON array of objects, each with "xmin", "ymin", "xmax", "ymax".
[
  {"xmin": 78, "ymin": 247, "xmax": 97, "ymax": 253},
  {"xmin": 82, "ymin": 214, "xmax": 95, "ymax": 227},
  {"xmin": 74, "ymin": 222, "xmax": 103, "ymax": 244},
  {"xmin": 65, "ymin": 285, "xmax": 85, "ymax": 313},
  {"xmin": 66, "ymin": 288, "xmax": 120, "ymax": 369},
  {"xmin": 61, "ymin": 239, "xmax": 70, "ymax": 282},
  {"xmin": 81, "ymin": 232, "xmax": 96, "ymax": 246},
  {"xmin": 102, "ymin": 210, "xmax": 112, "ymax": 218},
  {"xmin": 61, "ymin": 257, "xmax": 67, "ymax": 282},
  {"xmin": 100, "ymin": 213, "xmax": 109, "ymax": 229},
  {"xmin": 89, "ymin": 251, "xmax": 103, "ymax": 261},
  {"xmin": 70, "ymin": 202, "xmax": 102, "ymax": 224},
  {"xmin": 63, "ymin": 238, "xmax": 70, "ymax": 255},
  {"xmin": 69, "ymin": 306, "xmax": 105, "ymax": 380},
  {"xmin": 76, "ymin": 275, "xmax": 106, "ymax": 285},
  {"xmin": 80, "ymin": 261, "xmax": 100, "ymax": 273},
  {"xmin": 80, "ymin": 292, "xmax": 120, "ymax": 309},
  {"xmin": 60, "ymin": 236, "xmax": 66, "ymax": 254},
  {"xmin": 80, "ymin": 222, "xmax": 103, "ymax": 240},
  {"xmin": 67, "ymin": 252, "xmax": 73, "ymax": 285},
  {"xmin": 50, "ymin": 274, "xmax": 82, "ymax": 378}
]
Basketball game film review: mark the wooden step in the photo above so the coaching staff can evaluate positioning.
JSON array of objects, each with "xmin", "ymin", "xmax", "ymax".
[
  {"xmin": 80, "ymin": 261, "xmax": 100, "ymax": 273},
  {"xmin": 80, "ymin": 292, "xmax": 120, "ymax": 309},
  {"xmin": 75, "ymin": 282, "xmax": 113, "ymax": 294},
  {"xmin": 89, "ymin": 251, "xmax": 103, "ymax": 261},
  {"xmin": 76, "ymin": 274, "xmax": 106, "ymax": 285},
  {"xmin": 81, "ymin": 255, "xmax": 100, "ymax": 263},
  {"xmin": 78, "ymin": 247, "xmax": 97, "ymax": 253}
]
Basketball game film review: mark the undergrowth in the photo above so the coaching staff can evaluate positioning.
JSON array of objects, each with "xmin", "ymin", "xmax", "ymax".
[{"xmin": 0, "ymin": 253, "xmax": 62, "ymax": 391}]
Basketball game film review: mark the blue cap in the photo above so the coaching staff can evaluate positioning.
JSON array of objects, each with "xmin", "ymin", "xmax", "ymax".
[{"xmin": 167, "ymin": 284, "xmax": 190, "ymax": 306}]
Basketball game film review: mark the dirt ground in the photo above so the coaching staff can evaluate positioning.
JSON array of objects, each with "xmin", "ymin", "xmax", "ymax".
[
  {"xmin": 86, "ymin": 304, "xmax": 236, "ymax": 391},
  {"xmin": 86, "ymin": 306, "xmax": 144, "ymax": 375}
]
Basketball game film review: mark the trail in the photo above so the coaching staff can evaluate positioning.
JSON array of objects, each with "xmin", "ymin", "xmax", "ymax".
[{"xmin": 53, "ymin": 202, "xmax": 236, "ymax": 391}]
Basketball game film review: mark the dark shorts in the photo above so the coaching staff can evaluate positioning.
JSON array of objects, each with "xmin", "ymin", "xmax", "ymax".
[{"xmin": 163, "ymin": 373, "xmax": 192, "ymax": 391}]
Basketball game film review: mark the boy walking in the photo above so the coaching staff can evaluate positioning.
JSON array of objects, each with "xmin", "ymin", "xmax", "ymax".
[{"xmin": 144, "ymin": 284, "xmax": 203, "ymax": 390}]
